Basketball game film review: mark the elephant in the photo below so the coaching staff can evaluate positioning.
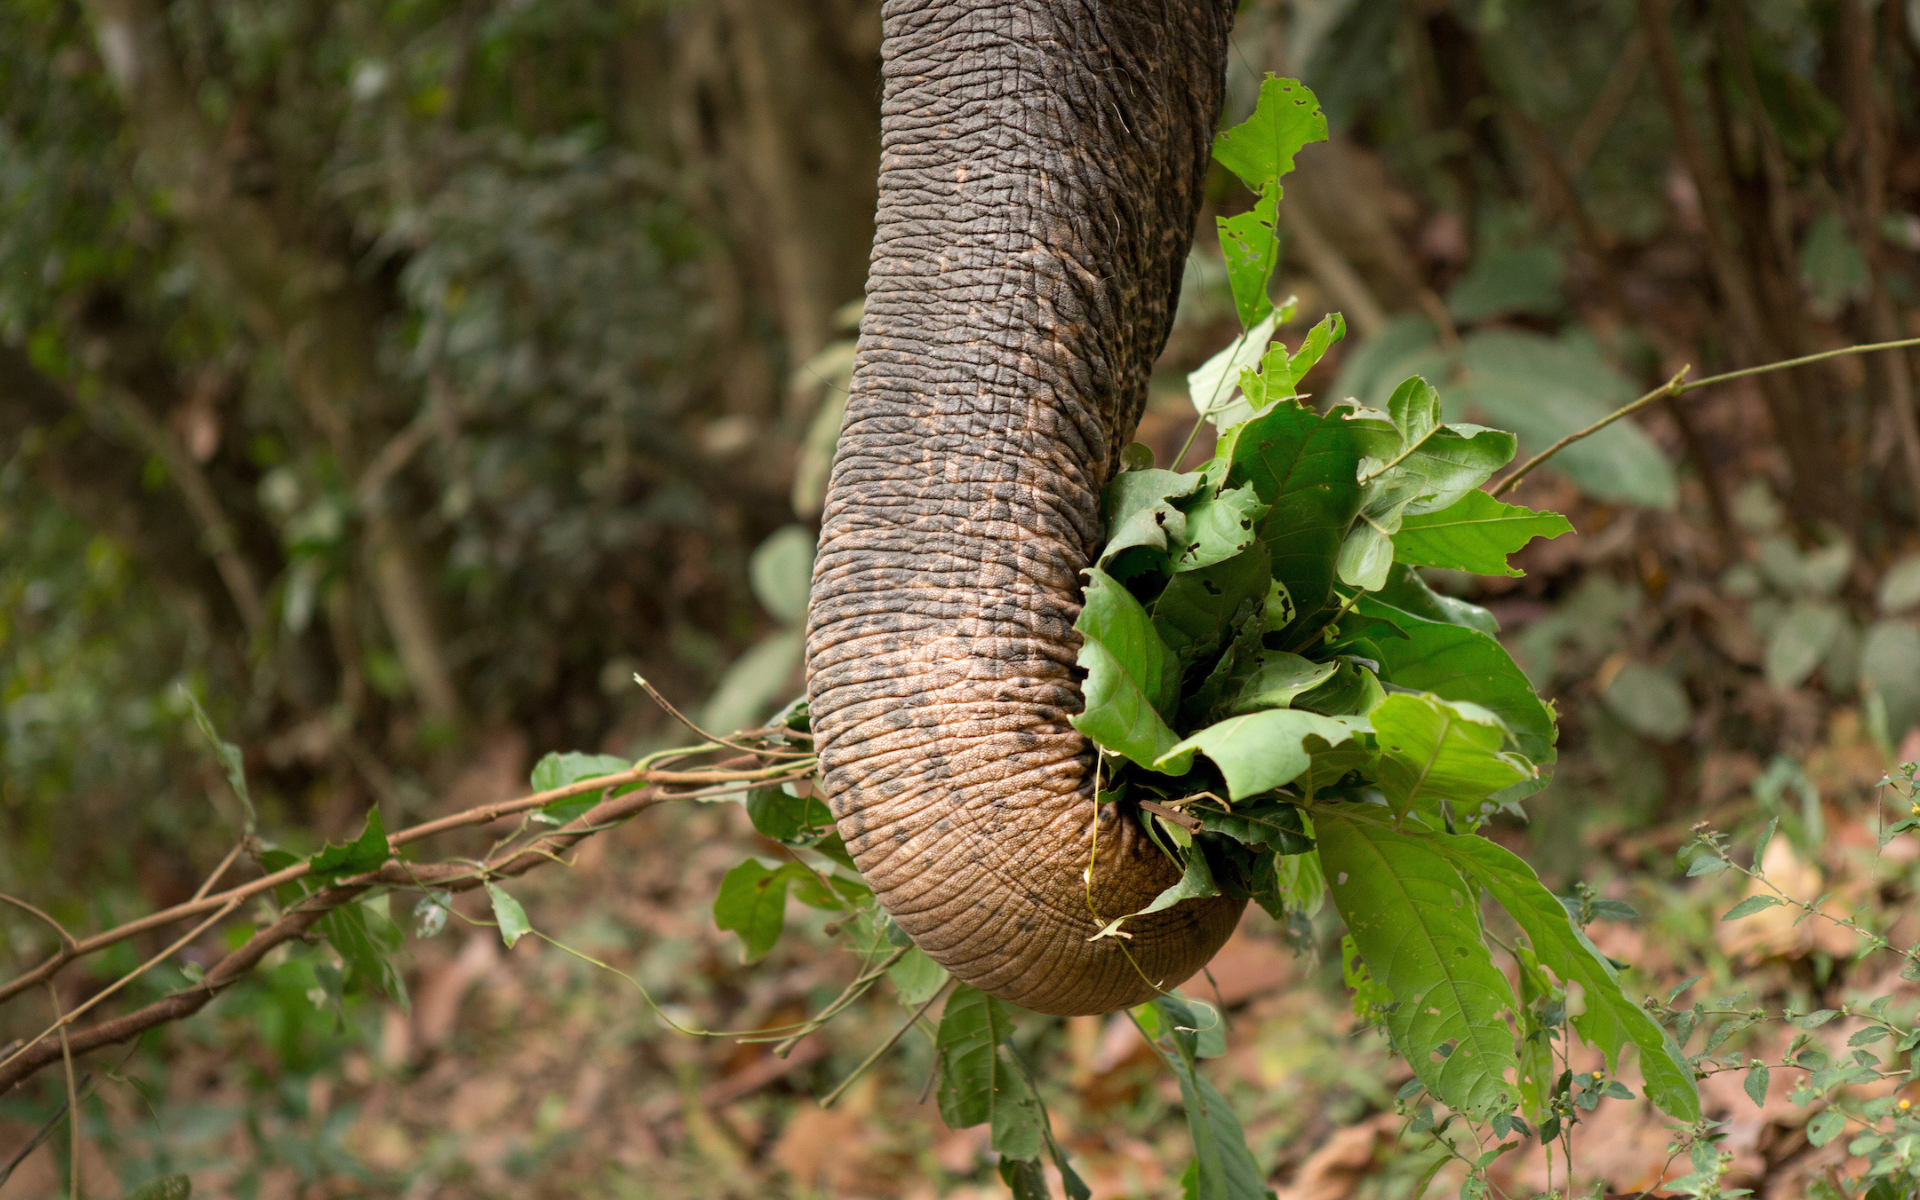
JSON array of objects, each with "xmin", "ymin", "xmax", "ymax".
[{"xmin": 805, "ymin": 0, "xmax": 1245, "ymax": 1016}]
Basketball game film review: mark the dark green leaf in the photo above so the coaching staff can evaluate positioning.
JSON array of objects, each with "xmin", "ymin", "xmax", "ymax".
[
  {"xmin": 320, "ymin": 894, "xmax": 408, "ymax": 1004},
  {"xmin": 1196, "ymin": 799, "xmax": 1315, "ymax": 856},
  {"xmin": 1223, "ymin": 400, "xmax": 1363, "ymax": 624},
  {"xmin": 178, "ymin": 684, "xmax": 255, "ymax": 832},
  {"xmin": 1391, "ymin": 491, "xmax": 1572, "ymax": 577},
  {"xmin": 1072, "ymin": 567, "xmax": 1182, "ymax": 767},
  {"xmin": 746, "ymin": 783, "xmax": 835, "ymax": 844},
  {"xmin": 308, "ymin": 808, "xmax": 391, "ymax": 879},
  {"xmin": 998, "ymin": 1156, "xmax": 1050, "ymax": 1200},
  {"xmin": 1291, "ymin": 657, "xmax": 1385, "ymax": 718},
  {"xmin": 1152, "ymin": 544, "xmax": 1274, "ymax": 666},
  {"xmin": 1216, "ymin": 651, "xmax": 1340, "ymax": 717},
  {"xmin": 936, "ymin": 986, "xmax": 1045, "ymax": 1160},
  {"xmin": 1134, "ymin": 998, "xmax": 1272, "ymax": 1200}
]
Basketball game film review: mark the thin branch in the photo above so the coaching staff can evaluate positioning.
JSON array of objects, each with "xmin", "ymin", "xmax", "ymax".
[
  {"xmin": 1491, "ymin": 338, "xmax": 1920, "ymax": 498},
  {"xmin": 0, "ymin": 765, "xmax": 735, "ymax": 1094},
  {"xmin": 0, "ymin": 754, "xmax": 786, "ymax": 1007},
  {"xmin": 818, "ymin": 979, "xmax": 951, "ymax": 1108}
]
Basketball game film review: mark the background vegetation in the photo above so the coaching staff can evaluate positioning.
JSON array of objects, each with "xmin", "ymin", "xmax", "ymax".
[{"xmin": 3, "ymin": 0, "xmax": 1919, "ymax": 1196}]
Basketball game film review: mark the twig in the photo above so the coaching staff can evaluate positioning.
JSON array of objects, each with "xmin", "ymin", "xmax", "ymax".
[
  {"xmin": 50, "ymin": 986, "xmax": 78, "ymax": 1200},
  {"xmin": 1491, "ymin": 338, "xmax": 1920, "ymax": 497},
  {"xmin": 633, "ymin": 675, "xmax": 812, "ymax": 758},
  {"xmin": 819, "ymin": 979, "xmax": 951, "ymax": 1108},
  {"xmin": 189, "ymin": 841, "xmax": 245, "ymax": 903}
]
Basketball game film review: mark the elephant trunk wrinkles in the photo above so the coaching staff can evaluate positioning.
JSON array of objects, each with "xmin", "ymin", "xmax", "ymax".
[{"xmin": 805, "ymin": 0, "xmax": 1242, "ymax": 1016}]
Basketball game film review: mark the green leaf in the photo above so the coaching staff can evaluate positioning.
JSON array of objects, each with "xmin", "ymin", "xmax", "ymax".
[
  {"xmin": 1139, "ymin": 846, "xmax": 1221, "ymax": 914},
  {"xmin": 485, "ymin": 883, "xmax": 533, "ymax": 950},
  {"xmin": 1357, "ymin": 594, "xmax": 1556, "ymax": 767},
  {"xmin": 1316, "ymin": 810, "xmax": 1519, "ymax": 1117},
  {"xmin": 1292, "ymin": 657, "xmax": 1385, "ymax": 718},
  {"xmin": 1345, "ymin": 396, "xmax": 1518, "ymax": 516},
  {"xmin": 1072, "ymin": 567, "xmax": 1183, "ymax": 767},
  {"xmin": 1600, "ymin": 661, "xmax": 1693, "ymax": 743},
  {"xmin": 1375, "ymin": 564, "xmax": 1498, "ymax": 637},
  {"xmin": 1102, "ymin": 468, "xmax": 1205, "ymax": 568},
  {"xmin": 936, "ymin": 986, "xmax": 1045, "ymax": 1160},
  {"xmin": 700, "ymin": 628, "xmax": 806, "ymax": 737},
  {"xmin": 1806, "ymin": 1109, "xmax": 1848, "ymax": 1147},
  {"xmin": 1216, "ymin": 186, "xmax": 1281, "ymax": 329},
  {"xmin": 1766, "ymin": 600, "xmax": 1845, "ymax": 690},
  {"xmin": 1152, "ymin": 544, "xmax": 1274, "ymax": 666},
  {"xmin": 178, "ymin": 684, "xmax": 255, "ymax": 833},
  {"xmin": 530, "ymin": 750, "xmax": 632, "ymax": 792},
  {"xmin": 121, "ymin": 1176, "xmax": 192, "ymax": 1200},
  {"xmin": 1173, "ymin": 482, "xmax": 1269, "ymax": 573},
  {"xmin": 1430, "ymin": 830, "xmax": 1701, "ymax": 1121},
  {"xmin": 1188, "ymin": 309, "xmax": 1284, "ymax": 431},
  {"xmin": 749, "ymin": 524, "xmax": 817, "ymax": 625},
  {"xmin": 1721, "ymin": 895, "xmax": 1786, "ymax": 921},
  {"xmin": 308, "ymin": 808, "xmax": 391, "ymax": 880},
  {"xmin": 1875, "ymin": 553, "xmax": 1920, "ymax": 614},
  {"xmin": 1446, "ymin": 245, "xmax": 1565, "ymax": 323},
  {"xmin": 1335, "ymin": 517, "xmax": 1396, "ymax": 592},
  {"xmin": 1212, "ymin": 74, "xmax": 1329, "ymax": 194},
  {"xmin": 1223, "ymin": 400, "xmax": 1364, "ymax": 623},
  {"xmin": 320, "ymin": 894, "xmax": 408, "ymax": 1004},
  {"xmin": 1196, "ymin": 799, "xmax": 1315, "ymax": 856},
  {"xmin": 1369, "ymin": 693, "xmax": 1534, "ymax": 824},
  {"xmin": 1863, "ymin": 619, "xmax": 1920, "ymax": 744},
  {"xmin": 1134, "ymin": 997, "xmax": 1271, "ymax": 1200},
  {"xmin": 745, "ymin": 783, "xmax": 835, "ymax": 844},
  {"xmin": 1155, "ymin": 709, "xmax": 1357, "ymax": 798},
  {"xmin": 712, "ymin": 860, "xmax": 793, "ymax": 963},
  {"xmin": 998, "ymin": 1156, "xmax": 1051, "ymax": 1200},
  {"xmin": 888, "ymin": 948, "xmax": 948, "ymax": 1007},
  {"xmin": 1390, "ymin": 491, "xmax": 1572, "ymax": 577},
  {"xmin": 1217, "ymin": 651, "xmax": 1340, "ymax": 717}
]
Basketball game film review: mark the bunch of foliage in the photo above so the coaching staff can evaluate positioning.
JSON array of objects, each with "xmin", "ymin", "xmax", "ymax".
[{"xmin": 1052, "ymin": 76, "xmax": 1702, "ymax": 1194}]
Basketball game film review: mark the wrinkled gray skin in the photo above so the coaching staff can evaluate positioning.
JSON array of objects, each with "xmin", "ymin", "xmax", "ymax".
[{"xmin": 806, "ymin": 0, "xmax": 1244, "ymax": 1016}]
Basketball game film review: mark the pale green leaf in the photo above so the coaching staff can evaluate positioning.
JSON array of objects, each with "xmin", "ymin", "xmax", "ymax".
[
  {"xmin": 1600, "ymin": 661, "xmax": 1693, "ymax": 743},
  {"xmin": 1369, "ymin": 693, "xmax": 1533, "ymax": 824},
  {"xmin": 485, "ymin": 883, "xmax": 532, "ymax": 950},
  {"xmin": 1172, "ymin": 482, "xmax": 1269, "ymax": 573},
  {"xmin": 749, "ymin": 524, "xmax": 816, "ymax": 625},
  {"xmin": 1155, "ymin": 709, "xmax": 1356, "ymax": 799},
  {"xmin": 1390, "ymin": 491, "xmax": 1572, "ymax": 577}
]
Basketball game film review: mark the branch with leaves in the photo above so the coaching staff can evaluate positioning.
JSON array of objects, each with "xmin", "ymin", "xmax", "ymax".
[{"xmin": 0, "ymin": 726, "xmax": 813, "ymax": 1097}]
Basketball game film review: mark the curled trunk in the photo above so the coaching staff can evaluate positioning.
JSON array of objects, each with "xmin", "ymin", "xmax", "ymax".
[{"xmin": 806, "ymin": 0, "xmax": 1242, "ymax": 1016}]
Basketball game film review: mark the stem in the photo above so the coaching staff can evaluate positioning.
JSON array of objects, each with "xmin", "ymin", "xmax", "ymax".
[
  {"xmin": 818, "ymin": 979, "xmax": 951, "ymax": 1107},
  {"xmin": 1491, "ymin": 338, "xmax": 1920, "ymax": 498}
]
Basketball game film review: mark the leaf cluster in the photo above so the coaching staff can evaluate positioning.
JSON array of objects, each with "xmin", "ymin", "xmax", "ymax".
[{"xmin": 1066, "ymin": 83, "xmax": 1700, "ymax": 1190}]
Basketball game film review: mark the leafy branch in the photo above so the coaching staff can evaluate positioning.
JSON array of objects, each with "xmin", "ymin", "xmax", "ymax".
[{"xmin": 0, "ymin": 735, "xmax": 813, "ymax": 1096}]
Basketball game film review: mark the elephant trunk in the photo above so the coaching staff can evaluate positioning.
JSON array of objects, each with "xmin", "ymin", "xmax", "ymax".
[{"xmin": 805, "ymin": 0, "xmax": 1242, "ymax": 1016}]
